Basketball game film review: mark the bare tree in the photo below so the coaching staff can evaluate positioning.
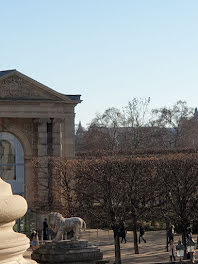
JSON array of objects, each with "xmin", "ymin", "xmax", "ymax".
[
  {"xmin": 152, "ymin": 101, "xmax": 193, "ymax": 148},
  {"xmin": 76, "ymin": 99, "xmax": 196, "ymax": 152},
  {"xmin": 74, "ymin": 157, "xmax": 128, "ymax": 264},
  {"xmin": 156, "ymin": 153, "xmax": 198, "ymax": 258},
  {"xmin": 49, "ymin": 157, "xmax": 78, "ymax": 217},
  {"xmin": 72, "ymin": 155, "xmax": 159, "ymax": 260},
  {"xmin": 81, "ymin": 98, "xmax": 152, "ymax": 151},
  {"xmin": 89, "ymin": 107, "xmax": 123, "ymax": 151},
  {"xmin": 83, "ymin": 124, "xmax": 119, "ymax": 151},
  {"xmin": 119, "ymin": 97, "xmax": 152, "ymax": 149},
  {"xmin": 92, "ymin": 107, "xmax": 123, "ymax": 127},
  {"xmin": 121, "ymin": 157, "xmax": 157, "ymax": 254}
]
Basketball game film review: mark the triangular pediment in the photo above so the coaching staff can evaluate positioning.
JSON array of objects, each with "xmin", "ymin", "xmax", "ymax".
[{"xmin": 0, "ymin": 70, "xmax": 76, "ymax": 103}]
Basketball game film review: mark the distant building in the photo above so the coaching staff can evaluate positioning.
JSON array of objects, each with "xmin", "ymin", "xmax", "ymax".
[
  {"xmin": 0, "ymin": 69, "xmax": 81, "ymax": 233},
  {"xmin": 75, "ymin": 124, "xmax": 175, "ymax": 152},
  {"xmin": 75, "ymin": 108, "xmax": 198, "ymax": 152}
]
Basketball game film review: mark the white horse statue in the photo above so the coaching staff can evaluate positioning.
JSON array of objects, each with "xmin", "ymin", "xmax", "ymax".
[{"xmin": 49, "ymin": 212, "xmax": 86, "ymax": 241}]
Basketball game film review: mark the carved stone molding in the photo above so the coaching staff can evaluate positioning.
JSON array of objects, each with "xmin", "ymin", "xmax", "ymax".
[
  {"xmin": 33, "ymin": 118, "xmax": 51, "ymax": 124},
  {"xmin": 38, "ymin": 118, "xmax": 51, "ymax": 124},
  {"xmin": 52, "ymin": 118, "xmax": 64, "ymax": 124},
  {"xmin": 0, "ymin": 76, "xmax": 40, "ymax": 98},
  {"xmin": 0, "ymin": 75, "xmax": 58, "ymax": 100},
  {"xmin": 24, "ymin": 122, "xmax": 33, "ymax": 137}
]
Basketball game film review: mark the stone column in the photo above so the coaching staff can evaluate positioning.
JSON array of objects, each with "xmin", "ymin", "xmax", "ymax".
[
  {"xmin": 62, "ymin": 114, "xmax": 75, "ymax": 158},
  {"xmin": 51, "ymin": 119, "xmax": 62, "ymax": 210},
  {"xmin": 37, "ymin": 118, "xmax": 50, "ymax": 211},
  {"xmin": 0, "ymin": 178, "xmax": 37, "ymax": 264},
  {"xmin": 52, "ymin": 118, "xmax": 62, "ymax": 157}
]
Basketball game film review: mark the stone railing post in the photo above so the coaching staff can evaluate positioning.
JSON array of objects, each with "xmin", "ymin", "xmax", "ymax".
[{"xmin": 0, "ymin": 178, "xmax": 37, "ymax": 264}]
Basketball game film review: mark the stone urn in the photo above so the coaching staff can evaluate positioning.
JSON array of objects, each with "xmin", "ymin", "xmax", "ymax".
[{"xmin": 0, "ymin": 178, "xmax": 37, "ymax": 264}]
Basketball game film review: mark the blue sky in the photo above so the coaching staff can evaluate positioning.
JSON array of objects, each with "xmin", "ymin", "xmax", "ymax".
[{"xmin": 1, "ymin": 0, "xmax": 198, "ymax": 127}]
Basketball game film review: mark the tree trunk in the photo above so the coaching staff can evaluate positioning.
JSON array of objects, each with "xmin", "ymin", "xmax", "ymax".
[
  {"xmin": 132, "ymin": 216, "xmax": 139, "ymax": 254},
  {"xmin": 114, "ymin": 233, "xmax": 122, "ymax": 264}
]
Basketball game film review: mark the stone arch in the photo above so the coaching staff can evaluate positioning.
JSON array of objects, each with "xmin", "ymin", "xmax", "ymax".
[
  {"xmin": 4, "ymin": 126, "xmax": 32, "ymax": 158},
  {"xmin": 3, "ymin": 126, "xmax": 34, "ymax": 202},
  {"xmin": 0, "ymin": 132, "xmax": 24, "ymax": 194}
]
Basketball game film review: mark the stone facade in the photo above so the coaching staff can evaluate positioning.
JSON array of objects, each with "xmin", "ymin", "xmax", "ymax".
[{"xmin": 0, "ymin": 70, "xmax": 81, "ymax": 229}]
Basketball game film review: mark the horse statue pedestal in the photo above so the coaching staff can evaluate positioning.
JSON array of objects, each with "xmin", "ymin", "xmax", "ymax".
[{"xmin": 31, "ymin": 240, "xmax": 103, "ymax": 264}]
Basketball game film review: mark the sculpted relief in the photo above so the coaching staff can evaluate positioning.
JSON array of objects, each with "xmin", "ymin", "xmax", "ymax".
[{"xmin": 0, "ymin": 75, "xmax": 58, "ymax": 100}]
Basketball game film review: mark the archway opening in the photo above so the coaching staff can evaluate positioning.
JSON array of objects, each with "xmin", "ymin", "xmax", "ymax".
[{"xmin": 0, "ymin": 132, "xmax": 24, "ymax": 195}]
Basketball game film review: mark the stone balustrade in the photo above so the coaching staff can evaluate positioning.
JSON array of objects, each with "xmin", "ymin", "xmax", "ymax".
[{"xmin": 0, "ymin": 178, "xmax": 37, "ymax": 264}]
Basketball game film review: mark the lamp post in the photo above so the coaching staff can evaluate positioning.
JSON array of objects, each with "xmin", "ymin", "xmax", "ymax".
[
  {"xmin": 176, "ymin": 240, "xmax": 185, "ymax": 263},
  {"xmin": 187, "ymin": 238, "xmax": 196, "ymax": 263}
]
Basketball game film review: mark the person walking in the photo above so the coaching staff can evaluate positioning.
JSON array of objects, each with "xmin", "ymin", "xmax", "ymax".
[
  {"xmin": 139, "ymin": 225, "xmax": 146, "ymax": 243},
  {"xmin": 167, "ymin": 225, "xmax": 175, "ymax": 244},
  {"xmin": 119, "ymin": 222, "xmax": 127, "ymax": 243},
  {"xmin": 169, "ymin": 240, "xmax": 176, "ymax": 262}
]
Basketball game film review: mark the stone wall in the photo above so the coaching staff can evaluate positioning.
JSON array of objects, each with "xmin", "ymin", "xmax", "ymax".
[{"xmin": 0, "ymin": 117, "xmax": 63, "ymax": 213}]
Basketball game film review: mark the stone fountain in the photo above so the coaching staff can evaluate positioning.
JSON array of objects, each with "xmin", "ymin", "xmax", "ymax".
[
  {"xmin": 0, "ymin": 178, "xmax": 37, "ymax": 264},
  {"xmin": 31, "ymin": 212, "xmax": 103, "ymax": 264},
  {"xmin": 0, "ymin": 177, "xmax": 103, "ymax": 264}
]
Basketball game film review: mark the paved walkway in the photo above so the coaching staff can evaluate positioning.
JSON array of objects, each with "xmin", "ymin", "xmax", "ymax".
[{"xmin": 24, "ymin": 229, "xmax": 198, "ymax": 264}]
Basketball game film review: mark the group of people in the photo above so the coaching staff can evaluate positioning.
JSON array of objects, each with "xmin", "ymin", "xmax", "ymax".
[
  {"xmin": 119, "ymin": 222, "xmax": 146, "ymax": 244},
  {"xmin": 119, "ymin": 222, "xmax": 196, "ymax": 263},
  {"xmin": 167, "ymin": 225, "xmax": 176, "ymax": 262},
  {"xmin": 30, "ymin": 218, "xmax": 196, "ymax": 263},
  {"xmin": 167, "ymin": 225, "xmax": 196, "ymax": 263}
]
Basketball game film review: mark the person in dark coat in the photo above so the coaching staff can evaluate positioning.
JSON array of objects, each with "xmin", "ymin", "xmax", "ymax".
[
  {"xmin": 139, "ymin": 225, "xmax": 146, "ymax": 243},
  {"xmin": 119, "ymin": 222, "xmax": 127, "ymax": 243},
  {"xmin": 167, "ymin": 225, "xmax": 175, "ymax": 244},
  {"xmin": 186, "ymin": 226, "xmax": 192, "ymax": 240},
  {"xmin": 43, "ymin": 218, "xmax": 48, "ymax": 240}
]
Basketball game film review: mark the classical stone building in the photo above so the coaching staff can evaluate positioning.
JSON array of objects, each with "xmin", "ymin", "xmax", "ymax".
[{"xmin": 0, "ymin": 69, "xmax": 81, "ymax": 232}]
